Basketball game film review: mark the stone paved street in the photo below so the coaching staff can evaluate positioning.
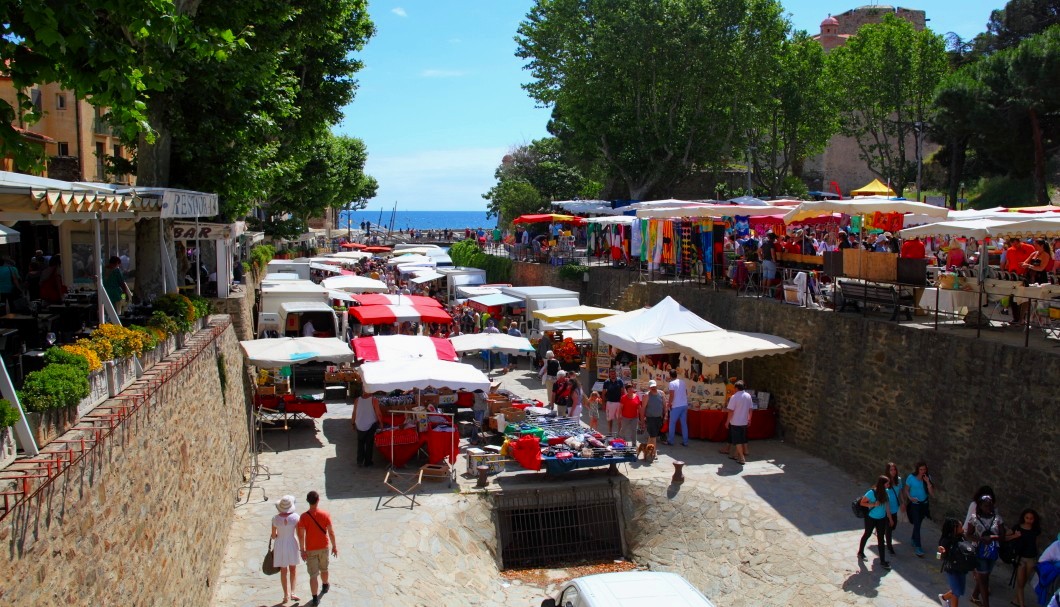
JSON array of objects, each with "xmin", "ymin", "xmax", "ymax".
[{"xmin": 215, "ymin": 366, "xmax": 1016, "ymax": 607}]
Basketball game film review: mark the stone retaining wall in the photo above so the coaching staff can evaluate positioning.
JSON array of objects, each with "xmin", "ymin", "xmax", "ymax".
[
  {"xmin": 621, "ymin": 282, "xmax": 1060, "ymax": 538},
  {"xmin": 0, "ymin": 317, "xmax": 250, "ymax": 605},
  {"xmin": 210, "ymin": 272, "xmax": 259, "ymax": 341}
]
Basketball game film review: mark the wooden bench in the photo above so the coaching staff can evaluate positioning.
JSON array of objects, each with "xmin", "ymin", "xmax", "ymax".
[{"xmin": 837, "ymin": 280, "xmax": 914, "ymax": 322}]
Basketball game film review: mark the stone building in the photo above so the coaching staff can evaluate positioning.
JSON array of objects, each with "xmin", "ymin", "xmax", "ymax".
[{"xmin": 804, "ymin": 5, "xmax": 936, "ymax": 198}]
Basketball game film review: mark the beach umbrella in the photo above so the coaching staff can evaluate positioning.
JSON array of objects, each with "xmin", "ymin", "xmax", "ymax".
[{"xmin": 512, "ymin": 213, "xmax": 587, "ymax": 226}]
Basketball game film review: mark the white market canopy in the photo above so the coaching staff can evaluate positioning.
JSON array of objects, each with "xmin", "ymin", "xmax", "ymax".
[
  {"xmin": 532, "ymin": 305, "xmax": 623, "ymax": 323},
  {"xmin": 637, "ymin": 204, "xmax": 788, "ymax": 219},
  {"xmin": 782, "ymin": 197, "xmax": 949, "ymax": 224},
  {"xmin": 659, "ymin": 331, "xmax": 801, "ymax": 365},
  {"xmin": 901, "ymin": 217, "xmax": 1060, "ymax": 239},
  {"xmin": 325, "ymin": 251, "xmax": 373, "ymax": 260},
  {"xmin": 386, "ymin": 254, "xmax": 435, "ymax": 266},
  {"xmin": 449, "ymin": 332, "xmax": 536, "ymax": 355},
  {"xmin": 320, "ymin": 275, "xmax": 389, "ymax": 293},
  {"xmin": 309, "ymin": 262, "xmax": 344, "ymax": 274},
  {"xmin": 583, "ymin": 215, "xmax": 636, "ymax": 225},
  {"xmin": 240, "ymin": 337, "xmax": 356, "ymax": 368},
  {"xmin": 598, "ymin": 296, "xmax": 722, "ymax": 355},
  {"xmin": 585, "ymin": 307, "xmax": 648, "ymax": 330},
  {"xmin": 409, "ymin": 270, "xmax": 444, "ymax": 284},
  {"xmin": 358, "ymin": 360, "xmax": 491, "ymax": 392}
]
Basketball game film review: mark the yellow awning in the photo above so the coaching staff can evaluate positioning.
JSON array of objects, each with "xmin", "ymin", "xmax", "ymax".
[
  {"xmin": 531, "ymin": 305, "xmax": 624, "ymax": 323},
  {"xmin": 851, "ymin": 179, "xmax": 895, "ymax": 197}
]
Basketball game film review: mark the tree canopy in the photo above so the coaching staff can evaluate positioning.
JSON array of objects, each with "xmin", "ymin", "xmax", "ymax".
[
  {"xmin": 516, "ymin": 0, "xmax": 789, "ymax": 200},
  {"xmin": 483, "ymin": 137, "xmax": 600, "ymax": 225},
  {"xmin": 826, "ymin": 15, "xmax": 947, "ymax": 197}
]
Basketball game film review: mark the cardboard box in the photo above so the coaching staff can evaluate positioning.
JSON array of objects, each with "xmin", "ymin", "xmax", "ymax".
[
  {"xmin": 420, "ymin": 463, "xmax": 450, "ymax": 482},
  {"xmin": 257, "ymin": 386, "xmax": 276, "ymax": 396}
]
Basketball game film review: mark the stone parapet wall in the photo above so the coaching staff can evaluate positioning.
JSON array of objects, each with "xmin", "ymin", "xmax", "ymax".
[
  {"xmin": 596, "ymin": 281, "xmax": 1060, "ymax": 539},
  {"xmin": 210, "ymin": 272, "xmax": 259, "ymax": 341},
  {"xmin": 0, "ymin": 317, "xmax": 250, "ymax": 605}
]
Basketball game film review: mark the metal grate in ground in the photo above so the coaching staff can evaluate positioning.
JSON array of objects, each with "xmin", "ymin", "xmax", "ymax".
[{"xmin": 492, "ymin": 482, "xmax": 625, "ymax": 570}]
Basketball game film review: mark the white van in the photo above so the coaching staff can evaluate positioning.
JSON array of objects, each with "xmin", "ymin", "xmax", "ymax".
[{"xmin": 541, "ymin": 572, "xmax": 715, "ymax": 607}]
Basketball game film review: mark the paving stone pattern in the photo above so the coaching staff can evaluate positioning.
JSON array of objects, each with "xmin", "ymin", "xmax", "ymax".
[{"xmin": 214, "ymin": 368, "xmax": 1023, "ymax": 607}]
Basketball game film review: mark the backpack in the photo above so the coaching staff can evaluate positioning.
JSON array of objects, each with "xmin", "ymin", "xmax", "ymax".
[
  {"xmin": 999, "ymin": 536, "xmax": 1019, "ymax": 565},
  {"xmin": 949, "ymin": 540, "xmax": 979, "ymax": 573},
  {"xmin": 851, "ymin": 496, "xmax": 869, "ymax": 519}
]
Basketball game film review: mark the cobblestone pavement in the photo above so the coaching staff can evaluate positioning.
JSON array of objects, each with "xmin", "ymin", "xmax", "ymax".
[{"xmin": 214, "ymin": 366, "xmax": 1016, "ymax": 607}]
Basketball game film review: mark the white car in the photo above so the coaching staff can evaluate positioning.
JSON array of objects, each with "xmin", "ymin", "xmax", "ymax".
[{"xmin": 541, "ymin": 571, "xmax": 716, "ymax": 607}]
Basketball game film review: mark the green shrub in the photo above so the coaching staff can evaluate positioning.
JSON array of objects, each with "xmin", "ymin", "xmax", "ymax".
[
  {"xmin": 153, "ymin": 293, "xmax": 195, "ymax": 332},
  {"xmin": 0, "ymin": 399, "xmax": 20, "ymax": 427},
  {"xmin": 43, "ymin": 346, "xmax": 90, "ymax": 374},
  {"xmin": 20, "ymin": 364, "xmax": 90, "ymax": 412},
  {"xmin": 147, "ymin": 310, "xmax": 181, "ymax": 336},
  {"xmin": 557, "ymin": 263, "xmax": 590, "ymax": 282},
  {"xmin": 249, "ymin": 244, "xmax": 276, "ymax": 273},
  {"xmin": 129, "ymin": 325, "xmax": 160, "ymax": 350},
  {"xmin": 186, "ymin": 294, "xmax": 211, "ymax": 320},
  {"xmin": 448, "ymin": 239, "xmax": 482, "ymax": 267}
]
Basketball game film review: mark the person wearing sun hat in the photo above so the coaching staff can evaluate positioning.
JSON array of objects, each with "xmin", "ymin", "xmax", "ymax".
[{"xmin": 270, "ymin": 495, "xmax": 303, "ymax": 603}]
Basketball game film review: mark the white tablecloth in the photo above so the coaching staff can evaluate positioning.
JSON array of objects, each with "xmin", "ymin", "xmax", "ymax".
[{"xmin": 919, "ymin": 288, "xmax": 984, "ymax": 316}]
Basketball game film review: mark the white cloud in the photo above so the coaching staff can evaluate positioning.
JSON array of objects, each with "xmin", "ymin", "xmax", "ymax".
[
  {"xmin": 420, "ymin": 69, "xmax": 466, "ymax": 78},
  {"xmin": 365, "ymin": 147, "xmax": 506, "ymax": 210},
  {"xmin": 391, "ymin": 7, "xmax": 407, "ymax": 17}
]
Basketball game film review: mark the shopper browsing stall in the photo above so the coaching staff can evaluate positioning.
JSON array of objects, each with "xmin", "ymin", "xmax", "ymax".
[
  {"xmin": 725, "ymin": 381, "xmax": 752, "ymax": 465},
  {"xmin": 618, "ymin": 384, "xmax": 642, "ymax": 445}
]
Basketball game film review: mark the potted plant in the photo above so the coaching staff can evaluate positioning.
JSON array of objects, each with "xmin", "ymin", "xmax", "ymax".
[
  {"xmin": 0, "ymin": 399, "xmax": 20, "ymax": 469},
  {"xmin": 20, "ymin": 362, "xmax": 90, "ymax": 447},
  {"xmin": 48, "ymin": 346, "xmax": 107, "ymax": 415},
  {"xmin": 552, "ymin": 338, "xmax": 583, "ymax": 373}
]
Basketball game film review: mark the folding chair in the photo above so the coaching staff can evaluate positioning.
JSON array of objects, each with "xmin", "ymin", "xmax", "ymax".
[{"xmin": 382, "ymin": 468, "xmax": 423, "ymax": 509}]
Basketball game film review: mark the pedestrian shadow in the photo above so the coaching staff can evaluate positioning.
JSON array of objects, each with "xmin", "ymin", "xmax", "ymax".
[{"xmin": 841, "ymin": 559, "xmax": 882, "ymax": 598}]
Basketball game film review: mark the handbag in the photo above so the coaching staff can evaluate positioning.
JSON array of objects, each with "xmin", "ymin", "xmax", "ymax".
[
  {"xmin": 262, "ymin": 538, "xmax": 279, "ymax": 575},
  {"xmin": 975, "ymin": 515, "xmax": 1000, "ymax": 561}
]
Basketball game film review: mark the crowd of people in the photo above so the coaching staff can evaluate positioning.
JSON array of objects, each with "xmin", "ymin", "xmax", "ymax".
[{"xmin": 854, "ymin": 466, "xmax": 1060, "ymax": 607}]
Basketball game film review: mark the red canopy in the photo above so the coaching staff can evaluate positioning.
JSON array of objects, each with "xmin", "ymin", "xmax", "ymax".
[
  {"xmin": 349, "ymin": 305, "xmax": 453, "ymax": 326},
  {"xmin": 512, "ymin": 213, "xmax": 586, "ymax": 226},
  {"xmin": 350, "ymin": 294, "xmax": 443, "ymax": 308},
  {"xmin": 351, "ymin": 335, "xmax": 459, "ymax": 362},
  {"xmin": 340, "ymin": 242, "xmax": 367, "ymax": 250},
  {"xmin": 363, "ymin": 246, "xmax": 392, "ymax": 253}
]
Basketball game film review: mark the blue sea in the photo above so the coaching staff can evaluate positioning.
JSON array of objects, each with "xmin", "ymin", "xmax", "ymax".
[{"xmin": 339, "ymin": 209, "xmax": 494, "ymax": 232}]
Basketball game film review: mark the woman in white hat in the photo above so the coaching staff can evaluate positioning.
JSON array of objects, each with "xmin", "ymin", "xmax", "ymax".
[{"xmin": 271, "ymin": 495, "xmax": 303, "ymax": 603}]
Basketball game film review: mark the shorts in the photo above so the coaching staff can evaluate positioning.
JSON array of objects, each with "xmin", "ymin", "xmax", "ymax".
[
  {"xmin": 762, "ymin": 260, "xmax": 777, "ymax": 280},
  {"xmin": 305, "ymin": 548, "xmax": 329, "ymax": 577},
  {"xmin": 975, "ymin": 557, "xmax": 996, "ymax": 574},
  {"xmin": 944, "ymin": 570, "xmax": 966, "ymax": 596},
  {"xmin": 645, "ymin": 416, "xmax": 664, "ymax": 438},
  {"xmin": 728, "ymin": 424, "xmax": 748, "ymax": 445},
  {"xmin": 605, "ymin": 402, "xmax": 621, "ymax": 421}
]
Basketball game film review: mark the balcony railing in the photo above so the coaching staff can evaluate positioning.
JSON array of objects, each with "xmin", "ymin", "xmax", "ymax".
[{"xmin": 93, "ymin": 116, "xmax": 116, "ymax": 136}]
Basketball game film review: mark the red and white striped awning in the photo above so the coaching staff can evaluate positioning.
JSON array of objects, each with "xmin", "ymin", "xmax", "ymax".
[
  {"xmin": 349, "ymin": 294, "xmax": 443, "ymax": 308},
  {"xmin": 351, "ymin": 335, "xmax": 458, "ymax": 362},
  {"xmin": 349, "ymin": 305, "xmax": 453, "ymax": 326}
]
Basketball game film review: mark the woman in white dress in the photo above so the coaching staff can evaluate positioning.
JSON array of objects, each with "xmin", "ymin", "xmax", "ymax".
[{"xmin": 271, "ymin": 495, "xmax": 302, "ymax": 603}]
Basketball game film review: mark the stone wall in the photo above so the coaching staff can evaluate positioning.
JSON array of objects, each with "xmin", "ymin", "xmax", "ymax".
[
  {"xmin": 0, "ymin": 317, "xmax": 250, "ymax": 605},
  {"xmin": 614, "ymin": 282, "xmax": 1060, "ymax": 538},
  {"xmin": 209, "ymin": 271, "xmax": 259, "ymax": 341}
]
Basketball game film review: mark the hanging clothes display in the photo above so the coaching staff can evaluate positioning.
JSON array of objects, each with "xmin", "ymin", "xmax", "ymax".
[
  {"xmin": 630, "ymin": 219, "xmax": 643, "ymax": 259},
  {"xmin": 734, "ymin": 216, "xmax": 751, "ymax": 237}
]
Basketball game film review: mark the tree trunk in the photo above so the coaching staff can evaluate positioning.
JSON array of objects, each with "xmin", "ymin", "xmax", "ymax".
[
  {"xmin": 1029, "ymin": 107, "xmax": 1049, "ymax": 205},
  {"xmin": 134, "ymin": 98, "xmax": 173, "ymax": 300},
  {"xmin": 946, "ymin": 137, "xmax": 967, "ymax": 210}
]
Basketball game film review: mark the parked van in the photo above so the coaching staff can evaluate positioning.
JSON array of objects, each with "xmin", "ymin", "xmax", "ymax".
[{"xmin": 541, "ymin": 572, "xmax": 715, "ymax": 607}]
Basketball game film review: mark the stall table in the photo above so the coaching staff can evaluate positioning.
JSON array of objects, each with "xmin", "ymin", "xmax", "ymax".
[
  {"xmin": 541, "ymin": 454, "xmax": 637, "ymax": 475},
  {"xmin": 685, "ymin": 408, "xmax": 777, "ymax": 442},
  {"xmin": 253, "ymin": 392, "xmax": 328, "ymax": 419}
]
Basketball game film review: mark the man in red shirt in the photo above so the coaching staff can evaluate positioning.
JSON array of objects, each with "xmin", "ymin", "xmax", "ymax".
[
  {"xmin": 1006, "ymin": 238, "xmax": 1035, "ymax": 275},
  {"xmin": 297, "ymin": 491, "xmax": 338, "ymax": 606},
  {"xmin": 899, "ymin": 236, "xmax": 926, "ymax": 259},
  {"xmin": 619, "ymin": 384, "xmax": 643, "ymax": 445}
]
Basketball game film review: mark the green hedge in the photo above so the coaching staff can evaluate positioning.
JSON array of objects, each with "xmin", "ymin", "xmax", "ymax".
[
  {"xmin": 0, "ymin": 400, "xmax": 20, "ymax": 427},
  {"xmin": 449, "ymin": 240, "xmax": 512, "ymax": 283},
  {"xmin": 20, "ymin": 364, "xmax": 90, "ymax": 412}
]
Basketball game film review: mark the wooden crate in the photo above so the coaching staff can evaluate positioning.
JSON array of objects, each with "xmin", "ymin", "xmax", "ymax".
[
  {"xmin": 257, "ymin": 386, "xmax": 276, "ymax": 396},
  {"xmin": 420, "ymin": 463, "xmax": 450, "ymax": 482},
  {"xmin": 500, "ymin": 407, "xmax": 526, "ymax": 423}
]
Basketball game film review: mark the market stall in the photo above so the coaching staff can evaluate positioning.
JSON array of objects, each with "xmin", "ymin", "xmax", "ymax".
[
  {"xmin": 349, "ymin": 304, "xmax": 453, "ymax": 326},
  {"xmin": 320, "ymin": 274, "xmax": 389, "ymax": 293},
  {"xmin": 502, "ymin": 411, "xmax": 637, "ymax": 475},
  {"xmin": 359, "ymin": 360, "xmax": 491, "ymax": 468},
  {"xmin": 348, "ymin": 294, "xmax": 443, "ymax": 308},
  {"xmin": 351, "ymin": 335, "xmax": 459, "ymax": 362}
]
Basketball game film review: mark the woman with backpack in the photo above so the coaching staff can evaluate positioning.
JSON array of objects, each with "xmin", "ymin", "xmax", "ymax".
[
  {"xmin": 937, "ymin": 517, "xmax": 973, "ymax": 607},
  {"xmin": 857, "ymin": 475, "xmax": 895, "ymax": 570},
  {"xmin": 1006, "ymin": 508, "xmax": 1041, "ymax": 607},
  {"xmin": 966, "ymin": 494, "xmax": 1005, "ymax": 607},
  {"xmin": 883, "ymin": 462, "xmax": 904, "ymax": 556}
]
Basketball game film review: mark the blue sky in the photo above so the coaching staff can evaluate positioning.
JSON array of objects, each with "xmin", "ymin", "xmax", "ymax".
[{"xmin": 335, "ymin": 1, "xmax": 1005, "ymax": 211}]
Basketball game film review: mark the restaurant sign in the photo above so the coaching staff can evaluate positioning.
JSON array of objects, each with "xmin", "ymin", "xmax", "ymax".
[
  {"xmin": 161, "ymin": 190, "xmax": 219, "ymax": 218},
  {"xmin": 172, "ymin": 222, "xmax": 232, "ymax": 240}
]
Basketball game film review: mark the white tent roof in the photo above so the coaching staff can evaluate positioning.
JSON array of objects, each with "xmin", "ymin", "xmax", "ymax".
[
  {"xmin": 585, "ymin": 307, "xmax": 648, "ymax": 330},
  {"xmin": 320, "ymin": 275, "xmax": 389, "ymax": 293},
  {"xmin": 0, "ymin": 224, "xmax": 19, "ymax": 244},
  {"xmin": 409, "ymin": 270, "xmax": 444, "ymax": 284},
  {"xmin": 358, "ymin": 360, "xmax": 491, "ymax": 392},
  {"xmin": 637, "ymin": 204, "xmax": 787, "ymax": 219},
  {"xmin": 309, "ymin": 262, "xmax": 344, "ymax": 274},
  {"xmin": 598, "ymin": 296, "xmax": 722, "ymax": 355},
  {"xmin": 449, "ymin": 333, "xmax": 536, "ymax": 355},
  {"xmin": 583, "ymin": 215, "xmax": 636, "ymax": 225},
  {"xmin": 659, "ymin": 331, "xmax": 801, "ymax": 365},
  {"xmin": 782, "ymin": 197, "xmax": 949, "ymax": 224},
  {"xmin": 901, "ymin": 217, "xmax": 1060, "ymax": 239},
  {"xmin": 387, "ymin": 254, "xmax": 435, "ymax": 266},
  {"xmin": 239, "ymin": 337, "xmax": 355, "ymax": 368},
  {"xmin": 326, "ymin": 251, "xmax": 372, "ymax": 260}
]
